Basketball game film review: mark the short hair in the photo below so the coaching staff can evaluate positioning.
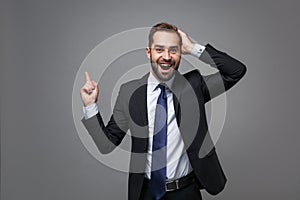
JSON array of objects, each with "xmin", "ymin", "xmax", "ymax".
[{"xmin": 148, "ymin": 22, "xmax": 182, "ymax": 48}]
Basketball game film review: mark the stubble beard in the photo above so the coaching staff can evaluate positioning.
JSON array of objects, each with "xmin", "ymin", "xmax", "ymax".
[{"xmin": 150, "ymin": 54, "xmax": 180, "ymax": 82}]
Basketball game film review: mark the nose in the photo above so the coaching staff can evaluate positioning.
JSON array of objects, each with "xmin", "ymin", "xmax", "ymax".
[{"xmin": 162, "ymin": 49, "xmax": 171, "ymax": 61}]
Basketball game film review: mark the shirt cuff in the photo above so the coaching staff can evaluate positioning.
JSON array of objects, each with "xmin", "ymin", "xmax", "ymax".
[
  {"xmin": 83, "ymin": 103, "xmax": 99, "ymax": 119},
  {"xmin": 191, "ymin": 43, "xmax": 206, "ymax": 58}
]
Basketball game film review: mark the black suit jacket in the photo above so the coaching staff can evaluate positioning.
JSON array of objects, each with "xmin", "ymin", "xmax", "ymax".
[{"xmin": 82, "ymin": 44, "xmax": 246, "ymax": 200}]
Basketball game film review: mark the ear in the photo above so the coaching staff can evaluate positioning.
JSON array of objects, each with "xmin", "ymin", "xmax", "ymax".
[{"xmin": 146, "ymin": 47, "xmax": 151, "ymax": 59}]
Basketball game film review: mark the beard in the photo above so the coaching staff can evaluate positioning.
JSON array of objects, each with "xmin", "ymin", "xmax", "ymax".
[{"xmin": 150, "ymin": 54, "xmax": 181, "ymax": 82}]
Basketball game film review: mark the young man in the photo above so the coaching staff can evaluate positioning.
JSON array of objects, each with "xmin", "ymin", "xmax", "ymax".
[{"xmin": 81, "ymin": 22, "xmax": 246, "ymax": 200}]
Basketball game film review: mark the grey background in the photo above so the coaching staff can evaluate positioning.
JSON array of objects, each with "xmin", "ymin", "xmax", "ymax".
[{"xmin": 1, "ymin": 0, "xmax": 300, "ymax": 199}]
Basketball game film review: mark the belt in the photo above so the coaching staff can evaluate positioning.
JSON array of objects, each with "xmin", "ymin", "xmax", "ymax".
[
  {"xmin": 165, "ymin": 172, "xmax": 196, "ymax": 192},
  {"xmin": 144, "ymin": 172, "xmax": 196, "ymax": 192}
]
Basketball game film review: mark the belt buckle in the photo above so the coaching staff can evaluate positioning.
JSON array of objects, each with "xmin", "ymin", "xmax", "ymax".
[{"xmin": 166, "ymin": 179, "xmax": 179, "ymax": 192}]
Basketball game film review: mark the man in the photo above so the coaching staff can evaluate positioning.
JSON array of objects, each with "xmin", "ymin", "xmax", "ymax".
[{"xmin": 80, "ymin": 22, "xmax": 246, "ymax": 200}]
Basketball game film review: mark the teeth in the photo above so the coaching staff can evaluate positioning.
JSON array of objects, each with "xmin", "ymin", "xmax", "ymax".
[{"xmin": 160, "ymin": 64, "xmax": 171, "ymax": 67}]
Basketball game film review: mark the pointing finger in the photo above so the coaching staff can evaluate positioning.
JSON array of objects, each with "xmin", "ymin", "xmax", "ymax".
[{"xmin": 85, "ymin": 71, "xmax": 91, "ymax": 82}]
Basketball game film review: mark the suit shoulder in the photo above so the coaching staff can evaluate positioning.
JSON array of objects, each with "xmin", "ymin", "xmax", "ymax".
[
  {"xmin": 120, "ymin": 79, "xmax": 138, "ymax": 89},
  {"xmin": 183, "ymin": 69, "xmax": 203, "ymax": 82},
  {"xmin": 118, "ymin": 74, "xmax": 148, "ymax": 93}
]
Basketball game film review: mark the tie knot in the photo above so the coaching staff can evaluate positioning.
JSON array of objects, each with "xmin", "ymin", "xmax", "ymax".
[
  {"xmin": 157, "ymin": 84, "xmax": 167, "ymax": 99},
  {"xmin": 157, "ymin": 84, "xmax": 166, "ymax": 90}
]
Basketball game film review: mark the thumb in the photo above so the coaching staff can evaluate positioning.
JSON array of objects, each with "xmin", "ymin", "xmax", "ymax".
[{"xmin": 91, "ymin": 80, "xmax": 98, "ymax": 87}]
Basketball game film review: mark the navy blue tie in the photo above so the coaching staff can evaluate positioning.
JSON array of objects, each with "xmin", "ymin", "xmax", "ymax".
[{"xmin": 150, "ymin": 84, "xmax": 168, "ymax": 200}]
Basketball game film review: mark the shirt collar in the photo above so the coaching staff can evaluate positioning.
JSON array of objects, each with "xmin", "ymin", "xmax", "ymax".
[{"xmin": 148, "ymin": 71, "xmax": 175, "ymax": 92}]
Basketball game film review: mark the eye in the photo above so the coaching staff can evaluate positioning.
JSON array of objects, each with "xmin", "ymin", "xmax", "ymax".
[
  {"xmin": 169, "ymin": 48, "xmax": 178, "ymax": 54},
  {"xmin": 155, "ymin": 48, "xmax": 163, "ymax": 53}
]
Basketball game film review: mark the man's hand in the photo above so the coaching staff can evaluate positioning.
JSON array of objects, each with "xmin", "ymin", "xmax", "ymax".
[
  {"xmin": 80, "ymin": 72, "xmax": 99, "ymax": 107},
  {"xmin": 178, "ymin": 29, "xmax": 196, "ymax": 55}
]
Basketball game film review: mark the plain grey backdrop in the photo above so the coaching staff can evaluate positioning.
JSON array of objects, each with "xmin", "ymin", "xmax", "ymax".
[{"xmin": 1, "ymin": 0, "xmax": 300, "ymax": 199}]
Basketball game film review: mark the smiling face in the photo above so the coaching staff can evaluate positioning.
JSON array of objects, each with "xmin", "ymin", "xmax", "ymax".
[{"xmin": 146, "ymin": 31, "xmax": 181, "ymax": 82}]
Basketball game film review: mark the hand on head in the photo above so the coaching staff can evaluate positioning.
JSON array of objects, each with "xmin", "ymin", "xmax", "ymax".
[{"xmin": 178, "ymin": 29, "xmax": 195, "ymax": 55}]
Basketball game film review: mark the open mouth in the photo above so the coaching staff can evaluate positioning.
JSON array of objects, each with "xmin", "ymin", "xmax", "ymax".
[{"xmin": 159, "ymin": 63, "xmax": 172, "ymax": 70}]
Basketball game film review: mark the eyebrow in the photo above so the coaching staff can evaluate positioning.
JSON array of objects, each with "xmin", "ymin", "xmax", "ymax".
[{"xmin": 153, "ymin": 45, "xmax": 179, "ymax": 49}]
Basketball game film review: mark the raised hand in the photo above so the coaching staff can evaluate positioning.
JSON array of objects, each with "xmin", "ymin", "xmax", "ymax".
[
  {"xmin": 178, "ymin": 29, "xmax": 196, "ymax": 55},
  {"xmin": 80, "ymin": 72, "xmax": 99, "ymax": 107}
]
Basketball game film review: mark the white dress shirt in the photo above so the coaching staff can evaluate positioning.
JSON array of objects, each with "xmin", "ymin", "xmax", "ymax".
[
  {"xmin": 83, "ymin": 43, "xmax": 206, "ymax": 180},
  {"xmin": 144, "ymin": 72, "xmax": 193, "ymax": 180}
]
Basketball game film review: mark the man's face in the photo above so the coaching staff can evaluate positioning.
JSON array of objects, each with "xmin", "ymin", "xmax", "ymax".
[{"xmin": 146, "ymin": 31, "xmax": 181, "ymax": 82}]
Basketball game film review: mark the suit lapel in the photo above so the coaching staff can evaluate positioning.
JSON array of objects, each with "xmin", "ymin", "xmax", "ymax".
[
  {"xmin": 170, "ymin": 72, "xmax": 185, "ymax": 127},
  {"xmin": 128, "ymin": 73, "xmax": 149, "ymax": 128},
  {"xmin": 170, "ymin": 71, "xmax": 200, "ymax": 147},
  {"xmin": 172, "ymin": 94, "xmax": 181, "ymax": 126}
]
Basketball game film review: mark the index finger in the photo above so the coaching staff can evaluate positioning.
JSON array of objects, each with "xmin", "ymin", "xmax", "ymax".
[
  {"xmin": 178, "ymin": 29, "xmax": 187, "ymax": 37},
  {"xmin": 85, "ymin": 71, "xmax": 91, "ymax": 82},
  {"xmin": 178, "ymin": 29, "xmax": 184, "ymax": 35}
]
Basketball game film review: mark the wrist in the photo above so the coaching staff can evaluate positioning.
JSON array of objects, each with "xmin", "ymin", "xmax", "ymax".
[
  {"xmin": 84, "ymin": 102, "xmax": 96, "ymax": 108},
  {"xmin": 186, "ymin": 43, "xmax": 195, "ymax": 55},
  {"xmin": 191, "ymin": 43, "xmax": 206, "ymax": 58},
  {"xmin": 83, "ymin": 103, "xmax": 98, "ymax": 119}
]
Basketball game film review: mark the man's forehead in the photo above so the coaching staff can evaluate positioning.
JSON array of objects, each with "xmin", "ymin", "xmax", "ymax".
[
  {"xmin": 153, "ymin": 44, "xmax": 179, "ymax": 48},
  {"xmin": 152, "ymin": 31, "xmax": 180, "ymax": 46}
]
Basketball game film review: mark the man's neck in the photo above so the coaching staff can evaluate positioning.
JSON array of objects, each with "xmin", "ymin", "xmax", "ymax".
[{"xmin": 149, "ymin": 70, "xmax": 175, "ymax": 89}]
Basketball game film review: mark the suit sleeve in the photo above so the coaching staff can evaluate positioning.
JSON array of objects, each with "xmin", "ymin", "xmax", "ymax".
[
  {"xmin": 199, "ymin": 44, "xmax": 247, "ymax": 103},
  {"xmin": 81, "ymin": 84, "xmax": 129, "ymax": 154}
]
